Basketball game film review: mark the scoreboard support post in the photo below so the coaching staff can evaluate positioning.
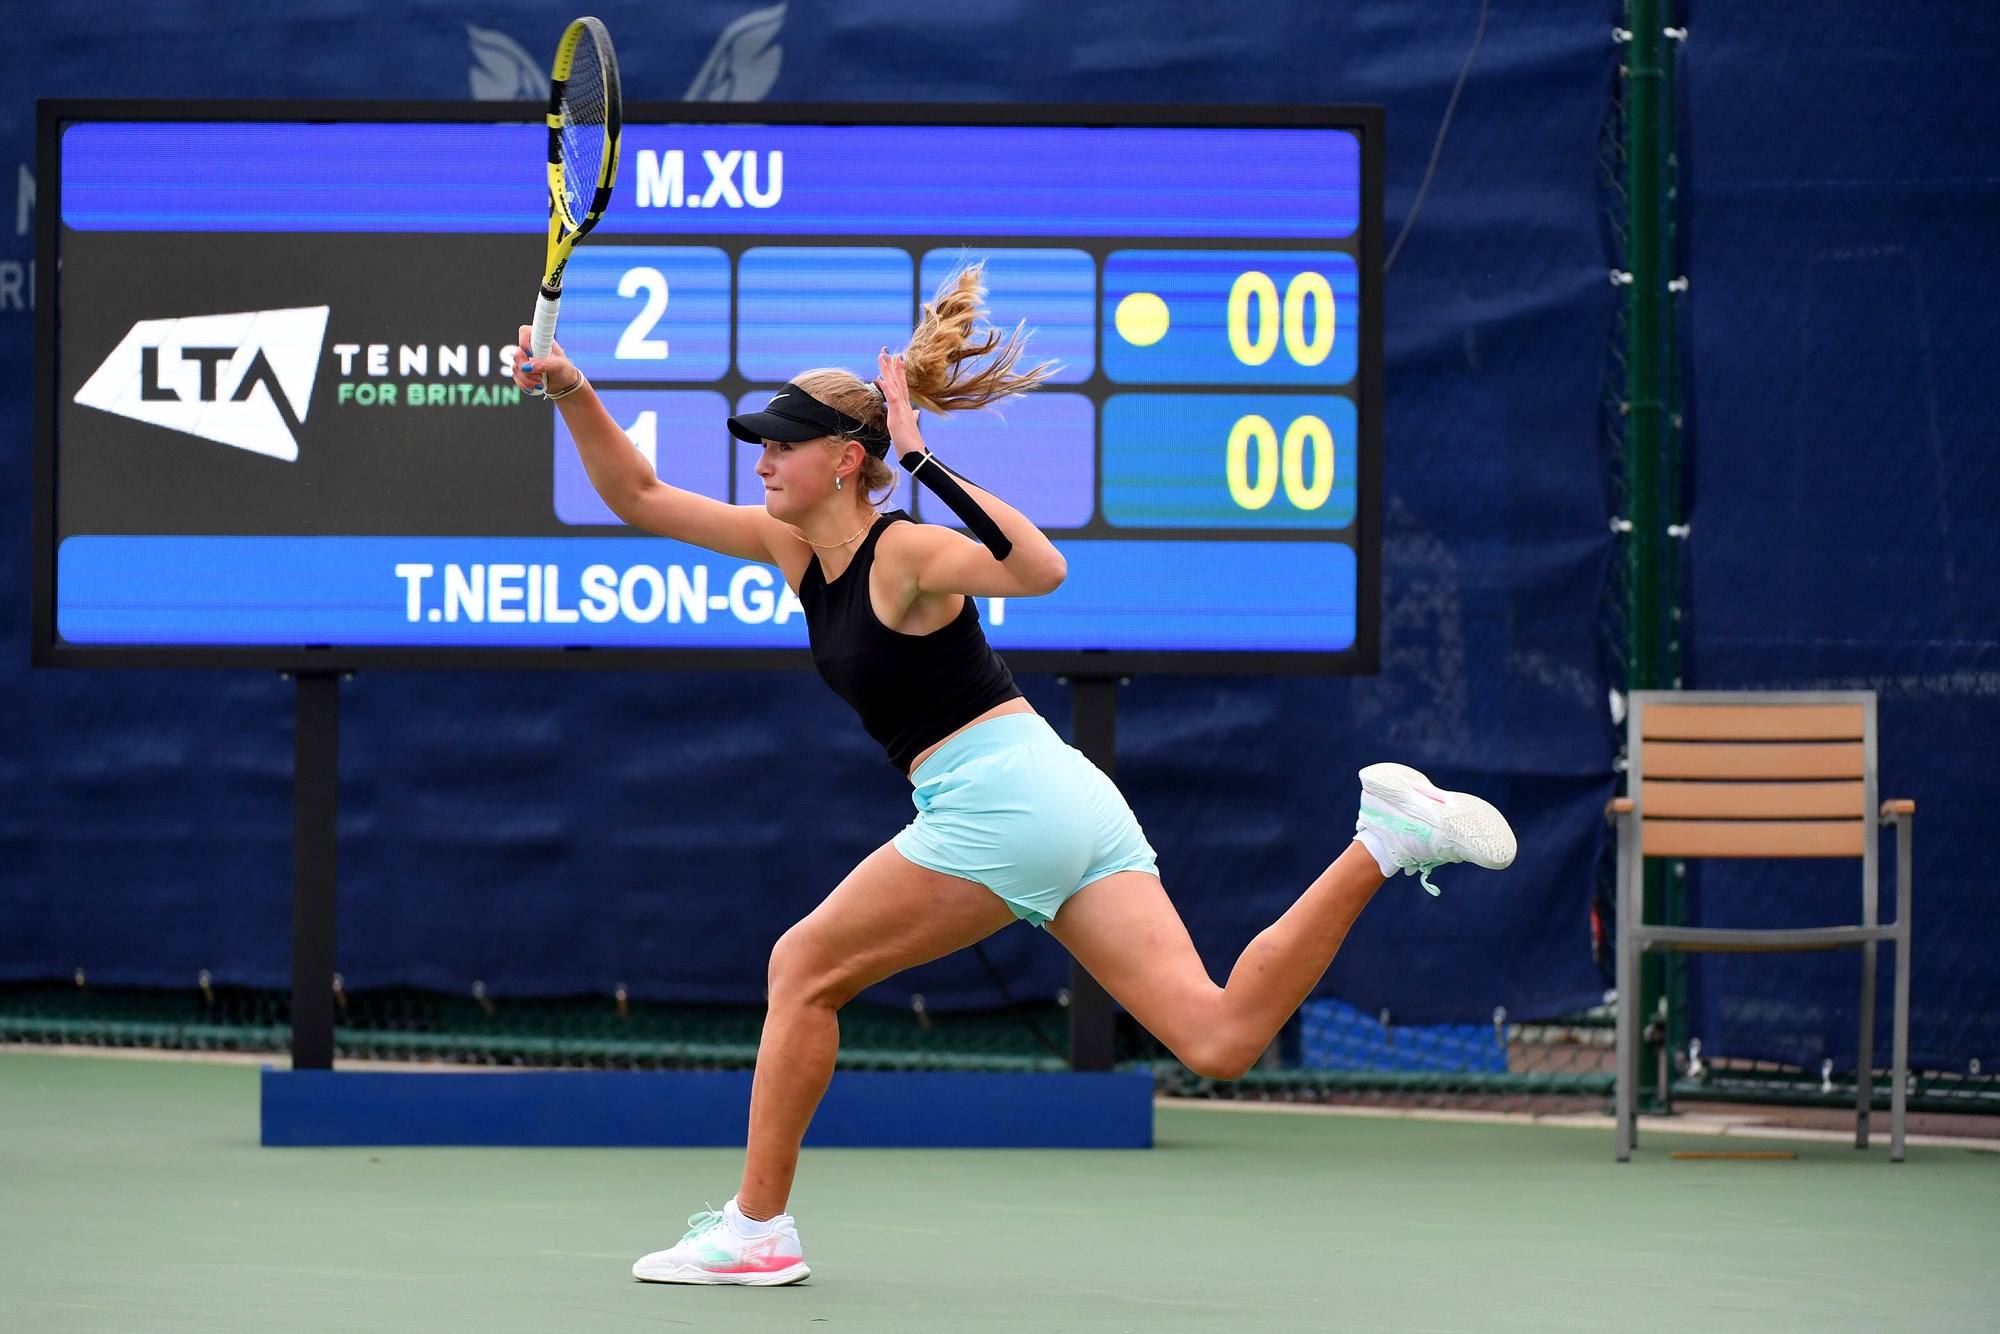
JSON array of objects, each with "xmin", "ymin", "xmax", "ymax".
[
  {"xmin": 1065, "ymin": 675, "xmax": 1125, "ymax": 1072},
  {"xmin": 289, "ymin": 671, "xmax": 341, "ymax": 1071}
]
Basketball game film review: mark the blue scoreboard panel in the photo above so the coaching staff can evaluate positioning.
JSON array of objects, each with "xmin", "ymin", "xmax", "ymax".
[{"xmin": 37, "ymin": 104, "xmax": 1381, "ymax": 673}]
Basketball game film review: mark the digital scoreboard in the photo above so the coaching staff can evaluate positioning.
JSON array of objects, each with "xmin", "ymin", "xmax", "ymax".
[{"xmin": 34, "ymin": 103, "xmax": 1381, "ymax": 673}]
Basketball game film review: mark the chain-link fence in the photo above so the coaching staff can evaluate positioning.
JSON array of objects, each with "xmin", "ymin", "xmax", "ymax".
[{"xmin": 7, "ymin": 982, "xmax": 1991, "ymax": 1119}]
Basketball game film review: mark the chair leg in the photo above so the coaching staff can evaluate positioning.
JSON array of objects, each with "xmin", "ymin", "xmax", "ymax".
[
  {"xmin": 1616, "ymin": 938, "xmax": 1636, "ymax": 1162},
  {"xmin": 1891, "ymin": 931, "xmax": 1910, "ymax": 1163},
  {"xmin": 1613, "ymin": 818, "xmax": 1643, "ymax": 1161},
  {"xmin": 1856, "ymin": 939, "xmax": 1877, "ymax": 1149}
]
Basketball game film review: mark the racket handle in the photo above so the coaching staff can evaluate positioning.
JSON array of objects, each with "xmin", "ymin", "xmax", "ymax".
[{"xmin": 530, "ymin": 288, "xmax": 562, "ymax": 360}]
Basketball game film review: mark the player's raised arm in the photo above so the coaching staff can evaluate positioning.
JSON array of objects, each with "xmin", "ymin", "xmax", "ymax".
[
  {"xmin": 513, "ymin": 329, "xmax": 785, "ymax": 565},
  {"xmin": 873, "ymin": 350, "xmax": 1066, "ymax": 598}
]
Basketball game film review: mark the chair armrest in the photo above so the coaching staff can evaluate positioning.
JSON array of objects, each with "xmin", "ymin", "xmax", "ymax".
[
  {"xmin": 1881, "ymin": 799, "xmax": 1915, "ymax": 941},
  {"xmin": 1606, "ymin": 797, "xmax": 1635, "ymax": 823}
]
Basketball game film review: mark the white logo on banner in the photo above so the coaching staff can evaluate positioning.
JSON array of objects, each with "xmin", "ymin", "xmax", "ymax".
[
  {"xmin": 685, "ymin": 3, "xmax": 787, "ymax": 101},
  {"xmin": 467, "ymin": 24, "xmax": 549, "ymax": 101},
  {"xmin": 73, "ymin": 307, "xmax": 331, "ymax": 462},
  {"xmin": 3, "ymin": 164, "xmax": 31, "ymax": 314},
  {"xmin": 467, "ymin": 6, "xmax": 785, "ymax": 105}
]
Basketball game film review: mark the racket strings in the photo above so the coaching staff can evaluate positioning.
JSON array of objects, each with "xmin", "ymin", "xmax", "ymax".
[{"xmin": 558, "ymin": 43, "xmax": 609, "ymax": 222}]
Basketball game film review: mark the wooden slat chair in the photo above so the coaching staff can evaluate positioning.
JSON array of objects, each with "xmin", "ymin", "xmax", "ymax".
[{"xmin": 1608, "ymin": 691, "xmax": 1915, "ymax": 1161}]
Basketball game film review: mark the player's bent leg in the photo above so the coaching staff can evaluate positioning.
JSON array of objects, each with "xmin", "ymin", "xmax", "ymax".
[
  {"xmin": 1047, "ymin": 870, "xmax": 1241, "ymax": 1079},
  {"xmin": 1048, "ymin": 861, "xmax": 1387, "ymax": 1082},
  {"xmin": 1051, "ymin": 764, "xmax": 1518, "ymax": 1083},
  {"xmin": 632, "ymin": 839, "xmax": 1016, "ymax": 1285},
  {"xmin": 747, "ymin": 841, "xmax": 1014, "ymax": 1207}
]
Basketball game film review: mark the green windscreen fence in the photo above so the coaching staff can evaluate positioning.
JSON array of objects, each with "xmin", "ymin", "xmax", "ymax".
[{"xmin": 4, "ymin": 982, "xmax": 1992, "ymax": 1117}]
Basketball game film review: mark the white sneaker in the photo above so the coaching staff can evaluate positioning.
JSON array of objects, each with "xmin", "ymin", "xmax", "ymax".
[
  {"xmin": 1354, "ymin": 762, "xmax": 1517, "ymax": 896},
  {"xmin": 632, "ymin": 1197, "xmax": 811, "ymax": 1286}
]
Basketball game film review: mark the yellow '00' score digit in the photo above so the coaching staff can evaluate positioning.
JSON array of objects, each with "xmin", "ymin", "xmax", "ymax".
[
  {"xmin": 1226, "ymin": 413, "xmax": 1335, "ymax": 512},
  {"xmin": 1226, "ymin": 414, "xmax": 1280, "ymax": 508},
  {"xmin": 1281, "ymin": 414, "xmax": 1334, "ymax": 509},
  {"xmin": 1227, "ymin": 273, "xmax": 1281, "ymax": 366},
  {"xmin": 1227, "ymin": 271, "xmax": 1336, "ymax": 368}
]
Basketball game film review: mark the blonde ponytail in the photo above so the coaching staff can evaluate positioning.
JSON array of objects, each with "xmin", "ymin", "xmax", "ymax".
[
  {"xmin": 901, "ymin": 261, "xmax": 1056, "ymax": 414},
  {"xmin": 784, "ymin": 260, "xmax": 1054, "ymax": 510}
]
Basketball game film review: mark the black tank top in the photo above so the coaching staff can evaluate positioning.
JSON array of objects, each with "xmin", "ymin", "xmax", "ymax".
[{"xmin": 799, "ymin": 510, "xmax": 1024, "ymax": 773}]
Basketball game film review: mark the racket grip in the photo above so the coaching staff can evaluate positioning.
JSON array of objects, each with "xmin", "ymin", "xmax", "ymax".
[{"xmin": 530, "ymin": 288, "xmax": 562, "ymax": 360}]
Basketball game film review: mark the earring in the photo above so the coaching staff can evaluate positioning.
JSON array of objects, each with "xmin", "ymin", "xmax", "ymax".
[{"xmin": 835, "ymin": 475, "xmax": 843, "ymax": 491}]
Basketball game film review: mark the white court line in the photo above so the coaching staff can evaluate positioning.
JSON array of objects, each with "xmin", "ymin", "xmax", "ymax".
[{"xmin": 1159, "ymin": 1096, "xmax": 2000, "ymax": 1153}]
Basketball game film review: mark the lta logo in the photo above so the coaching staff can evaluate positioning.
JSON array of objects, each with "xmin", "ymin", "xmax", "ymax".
[{"xmin": 73, "ymin": 307, "xmax": 331, "ymax": 461}]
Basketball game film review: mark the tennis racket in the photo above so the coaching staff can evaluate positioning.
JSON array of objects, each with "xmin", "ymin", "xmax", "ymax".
[{"xmin": 529, "ymin": 16, "xmax": 623, "ymax": 381}]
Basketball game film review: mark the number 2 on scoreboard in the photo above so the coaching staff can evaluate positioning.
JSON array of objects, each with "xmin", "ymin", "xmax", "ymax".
[{"xmin": 615, "ymin": 266, "xmax": 670, "ymax": 360}]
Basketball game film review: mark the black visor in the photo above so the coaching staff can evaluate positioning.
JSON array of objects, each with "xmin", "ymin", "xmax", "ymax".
[{"xmin": 726, "ymin": 383, "xmax": 892, "ymax": 456}]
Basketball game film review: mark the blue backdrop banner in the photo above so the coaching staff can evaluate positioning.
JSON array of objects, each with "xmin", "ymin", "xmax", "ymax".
[
  {"xmin": 1680, "ymin": 4, "xmax": 2000, "ymax": 1075},
  {"xmin": 23, "ymin": 0, "xmax": 1913, "ymax": 1061}
]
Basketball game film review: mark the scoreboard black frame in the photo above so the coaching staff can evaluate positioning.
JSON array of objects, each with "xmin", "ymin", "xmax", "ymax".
[{"xmin": 33, "ymin": 98, "xmax": 1382, "ymax": 676}]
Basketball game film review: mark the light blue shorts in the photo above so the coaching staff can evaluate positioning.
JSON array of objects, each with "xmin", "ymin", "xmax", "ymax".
[{"xmin": 892, "ymin": 713, "xmax": 1160, "ymax": 927}]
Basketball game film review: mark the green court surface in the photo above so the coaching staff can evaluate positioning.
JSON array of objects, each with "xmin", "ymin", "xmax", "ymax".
[{"xmin": 3, "ymin": 1052, "xmax": 1994, "ymax": 1333}]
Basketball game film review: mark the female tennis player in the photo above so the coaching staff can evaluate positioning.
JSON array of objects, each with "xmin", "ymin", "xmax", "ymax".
[{"xmin": 514, "ymin": 264, "xmax": 1517, "ymax": 1287}]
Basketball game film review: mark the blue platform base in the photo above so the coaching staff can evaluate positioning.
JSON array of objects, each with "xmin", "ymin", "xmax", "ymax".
[{"xmin": 260, "ymin": 1068, "xmax": 1155, "ymax": 1148}]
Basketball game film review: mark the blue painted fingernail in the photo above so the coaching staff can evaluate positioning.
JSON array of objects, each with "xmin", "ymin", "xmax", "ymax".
[{"xmin": 521, "ymin": 359, "xmax": 533, "ymax": 370}]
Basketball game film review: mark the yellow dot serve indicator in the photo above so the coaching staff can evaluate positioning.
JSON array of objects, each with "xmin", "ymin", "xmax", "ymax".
[{"xmin": 1113, "ymin": 291, "xmax": 1171, "ymax": 346}]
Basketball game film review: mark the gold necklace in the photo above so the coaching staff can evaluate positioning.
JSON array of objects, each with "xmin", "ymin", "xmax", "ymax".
[{"xmin": 792, "ymin": 515, "xmax": 874, "ymax": 550}]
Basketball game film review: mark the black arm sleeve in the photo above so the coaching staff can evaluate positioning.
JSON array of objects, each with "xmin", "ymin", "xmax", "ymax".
[{"xmin": 899, "ymin": 451, "xmax": 1014, "ymax": 560}]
